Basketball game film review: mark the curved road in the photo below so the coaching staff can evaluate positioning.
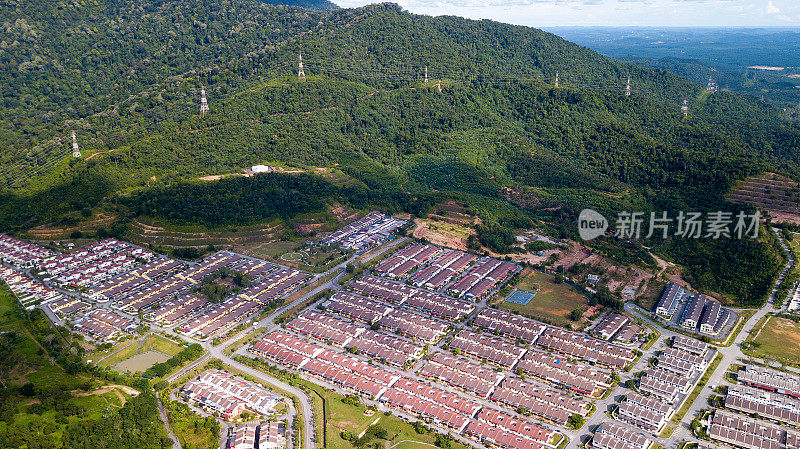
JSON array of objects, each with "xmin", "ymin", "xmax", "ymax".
[
  {"xmin": 614, "ymin": 227, "xmax": 794, "ymax": 449},
  {"xmin": 666, "ymin": 227, "xmax": 795, "ymax": 445},
  {"xmin": 162, "ymin": 236, "xmax": 409, "ymax": 449},
  {"xmin": 158, "ymin": 399, "xmax": 183, "ymax": 449},
  {"xmin": 68, "ymin": 228, "xmax": 794, "ymax": 449},
  {"xmin": 559, "ymin": 227, "xmax": 795, "ymax": 449}
]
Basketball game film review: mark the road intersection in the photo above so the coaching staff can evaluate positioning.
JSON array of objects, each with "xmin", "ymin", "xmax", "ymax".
[{"xmin": 38, "ymin": 227, "xmax": 798, "ymax": 449}]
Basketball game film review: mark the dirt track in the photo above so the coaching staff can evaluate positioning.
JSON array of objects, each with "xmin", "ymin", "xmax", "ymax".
[
  {"xmin": 26, "ymin": 214, "xmax": 117, "ymax": 239},
  {"xmin": 74, "ymin": 384, "xmax": 140, "ymax": 406}
]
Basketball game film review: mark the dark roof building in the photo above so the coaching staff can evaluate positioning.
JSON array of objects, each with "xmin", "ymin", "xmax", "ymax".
[
  {"xmin": 680, "ymin": 294, "xmax": 706, "ymax": 329},
  {"xmin": 699, "ymin": 300, "xmax": 722, "ymax": 335},
  {"xmin": 593, "ymin": 314, "xmax": 630, "ymax": 341},
  {"xmin": 655, "ymin": 283, "xmax": 683, "ymax": 317}
]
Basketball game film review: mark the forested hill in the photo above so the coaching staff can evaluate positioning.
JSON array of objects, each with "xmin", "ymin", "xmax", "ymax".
[
  {"xmin": 1, "ymin": 0, "xmax": 799, "ymax": 229},
  {"xmin": 2, "ymin": 0, "xmax": 701, "ymax": 188},
  {"xmin": 259, "ymin": 0, "xmax": 338, "ymax": 10}
]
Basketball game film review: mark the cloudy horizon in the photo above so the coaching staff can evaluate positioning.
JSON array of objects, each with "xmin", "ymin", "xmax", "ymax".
[{"xmin": 333, "ymin": 0, "xmax": 800, "ymax": 27}]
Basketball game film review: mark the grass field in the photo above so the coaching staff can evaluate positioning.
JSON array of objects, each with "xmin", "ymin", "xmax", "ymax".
[
  {"xmin": 251, "ymin": 240, "xmax": 300, "ymax": 258},
  {"xmin": 326, "ymin": 398, "xmax": 377, "ymax": 441},
  {"xmin": 141, "ymin": 333, "xmax": 185, "ymax": 355},
  {"xmin": 744, "ymin": 315, "xmax": 800, "ymax": 364},
  {"xmin": 0, "ymin": 284, "xmax": 137, "ymax": 447},
  {"xmin": 322, "ymin": 394, "xmax": 472, "ymax": 449},
  {"xmin": 499, "ymin": 268, "xmax": 589, "ymax": 327},
  {"xmin": 97, "ymin": 333, "xmax": 185, "ymax": 368},
  {"xmin": 419, "ymin": 218, "xmax": 473, "ymax": 239}
]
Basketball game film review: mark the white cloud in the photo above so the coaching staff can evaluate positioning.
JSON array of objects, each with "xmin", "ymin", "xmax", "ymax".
[{"xmin": 766, "ymin": 0, "xmax": 780, "ymax": 13}]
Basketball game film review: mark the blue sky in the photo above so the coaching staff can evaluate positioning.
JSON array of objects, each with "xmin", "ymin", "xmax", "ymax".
[{"xmin": 334, "ymin": 0, "xmax": 799, "ymax": 27}]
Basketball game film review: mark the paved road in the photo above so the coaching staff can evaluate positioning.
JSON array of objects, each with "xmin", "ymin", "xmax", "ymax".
[
  {"xmin": 647, "ymin": 227, "xmax": 793, "ymax": 448},
  {"xmin": 18, "ymin": 237, "xmax": 410, "ymax": 449},
  {"xmin": 165, "ymin": 352, "xmax": 212, "ymax": 383},
  {"xmin": 559, "ymin": 227, "xmax": 795, "ymax": 449},
  {"xmin": 158, "ymin": 228, "xmax": 783, "ymax": 449},
  {"xmin": 562, "ymin": 318, "xmax": 669, "ymax": 448},
  {"xmin": 159, "ymin": 236, "xmax": 410, "ymax": 449},
  {"xmin": 667, "ymin": 227, "xmax": 795, "ymax": 444},
  {"xmin": 41, "ymin": 228, "xmax": 795, "ymax": 449},
  {"xmin": 158, "ymin": 398, "xmax": 183, "ymax": 449}
]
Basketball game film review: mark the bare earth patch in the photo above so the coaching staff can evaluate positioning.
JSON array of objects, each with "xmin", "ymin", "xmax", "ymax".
[
  {"xmin": 412, "ymin": 218, "xmax": 475, "ymax": 251},
  {"xmin": 26, "ymin": 213, "xmax": 118, "ymax": 239},
  {"xmin": 113, "ymin": 350, "xmax": 170, "ymax": 373},
  {"xmin": 75, "ymin": 385, "xmax": 140, "ymax": 406},
  {"xmin": 198, "ymin": 173, "xmax": 244, "ymax": 181}
]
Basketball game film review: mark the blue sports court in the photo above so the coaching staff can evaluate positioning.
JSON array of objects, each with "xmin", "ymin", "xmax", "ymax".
[{"xmin": 505, "ymin": 290, "xmax": 536, "ymax": 305}]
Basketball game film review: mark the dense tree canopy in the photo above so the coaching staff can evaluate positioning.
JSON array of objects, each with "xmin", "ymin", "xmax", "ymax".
[{"xmin": 62, "ymin": 392, "xmax": 172, "ymax": 449}]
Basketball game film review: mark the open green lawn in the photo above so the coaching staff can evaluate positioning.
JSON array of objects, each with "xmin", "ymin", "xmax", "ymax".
[
  {"xmin": 499, "ymin": 268, "xmax": 589, "ymax": 326},
  {"xmin": 96, "ymin": 333, "xmax": 184, "ymax": 368},
  {"xmin": 325, "ymin": 398, "xmax": 377, "ymax": 436},
  {"xmin": 285, "ymin": 377, "xmax": 383, "ymax": 449},
  {"xmin": 745, "ymin": 315, "xmax": 800, "ymax": 364},
  {"xmin": 0, "ymin": 283, "xmax": 148, "ymax": 448},
  {"xmin": 325, "ymin": 404, "xmax": 472, "ymax": 449},
  {"xmin": 0, "ymin": 287, "xmax": 90, "ymax": 391},
  {"xmin": 141, "ymin": 334, "xmax": 185, "ymax": 356},
  {"xmin": 96, "ymin": 340, "xmax": 140, "ymax": 367},
  {"xmin": 251, "ymin": 240, "xmax": 300, "ymax": 258}
]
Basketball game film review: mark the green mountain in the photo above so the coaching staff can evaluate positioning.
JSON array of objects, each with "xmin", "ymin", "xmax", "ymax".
[
  {"xmin": 259, "ymin": 0, "xmax": 339, "ymax": 10},
  {"xmin": 0, "ymin": 0, "xmax": 797, "ymax": 305}
]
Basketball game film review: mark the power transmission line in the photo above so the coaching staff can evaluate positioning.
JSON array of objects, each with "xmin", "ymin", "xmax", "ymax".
[{"xmin": 9, "ymin": 53, "xmax": 690, "ymax": 188}]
